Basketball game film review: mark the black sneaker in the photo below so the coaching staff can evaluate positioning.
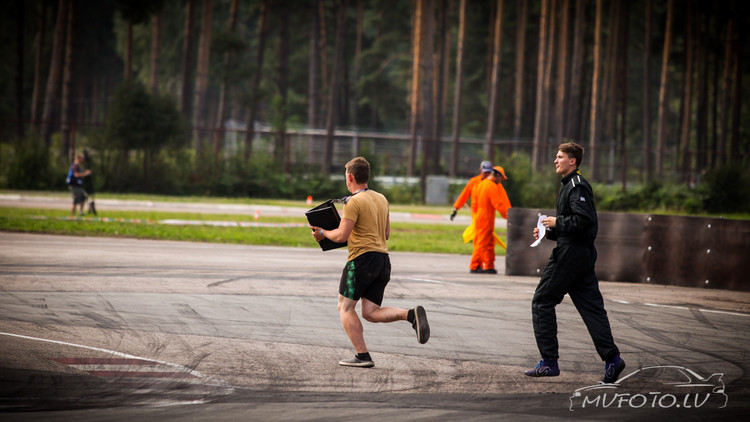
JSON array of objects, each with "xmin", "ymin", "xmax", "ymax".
[
  {"xmin": 483, "ymin": 268, "xmax": 498, "ymax": 274},
  {"xmin": 339, "ymin": 356, "xmax": 374, "ymax": 368},
  {"xmin": 412, "ymin": 306, "xmax": 430, "ymax": 344},
  {"xmin": 602, "ymin": 356, "xmax": 626, "ymax": 384},
  {"xmin": 470, "ymin": 267, "xmax": 484, "ymax": 274},
  {"xmin": 524, "ymin": 359, "xmax": 560, "ymax": 377}
]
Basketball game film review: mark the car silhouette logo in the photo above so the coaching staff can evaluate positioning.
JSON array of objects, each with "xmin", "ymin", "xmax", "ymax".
[{"xmin": 569, "ymin": 365, "xmax": 728, "ymax": 411}]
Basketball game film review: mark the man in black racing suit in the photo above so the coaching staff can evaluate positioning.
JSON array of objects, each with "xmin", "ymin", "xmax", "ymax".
[{"xmin": 525, "ymin": 142, "xmax": 625, "ymax": 384}]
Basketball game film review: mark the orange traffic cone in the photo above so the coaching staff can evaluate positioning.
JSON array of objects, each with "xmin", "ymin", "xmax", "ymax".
[{"xmin": 306, "ymin": 195, "xmax": 313, "ymax": 205}]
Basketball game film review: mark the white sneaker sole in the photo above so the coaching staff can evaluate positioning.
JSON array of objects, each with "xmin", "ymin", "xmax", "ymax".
[{"xmin": 339, "ymin": 359, "xmax": 374, "ymax": 368}]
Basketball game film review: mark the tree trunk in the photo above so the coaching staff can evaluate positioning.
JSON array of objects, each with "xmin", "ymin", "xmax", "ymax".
[
  {"xmin": 601, "ymin": 0, "xmax": 620, "ymax": 152},
  {"xmin": 352, "ymin": 0, "xmax": 363, "ymax": 156},
  {"xmin": 442, "ymin": 0, "xmax": 455, "ymax": 142},
  {"xmin": 90, "ymin": 74, "xmax": 100, "ymax": 124},
  {"xmin": 642, "ymin": 0, "xmax": 652, "ymax": 180},
  {"xmin": 729, "ymin": 20, "xmax": 742, "ymax": 165},
  {"xmin": 319, "ymin": 1, "xmax": 329, "ymax": 96},
  {"xmin": 512, "ymin": 0, "xmax": 527, "ymax": 144},
  {"xmin": 434, "ymin": 0, "xmax": 449, "ymax": 168},
  {"xmin": 60, "ymin": 1, "xmax": 75, "ymax": 162},
  {"xmin": 449, "ymin": 0, "xmax": 466, "ymax": 177},
  {"xmin": 567, "ymin": 0, "xmax": 585, "ymax": 142},
  {"xmin": 14, "ymin": 0, "xmax": 25, "ymax": 140},
  {"xmin": 485, "ymin": 2, "xmax": 495, "ymax": 94},
  {"xmin": 710, "ymin": 25, "xmax": 720, "ymax": 169},
  {"xmin": 420, "ymin": 0, "xmax": 436, "ymax": 193},
  {"xmin": 408, "ymin": 0, "xmax": 422, "ymax": 176},
  {"xmin": 484, "ymin": 0, "xmax": 504, "ymax": 163},
  {"xmin": 554, "ymin": 0, "xmax": 569, "ymax": 145},
  {"xmin": 588, "ymin": 0, "xmax": 602, "ymax": 179},
  {"xmin": 618, "ymin": 0, "xmax": 630, "ymax": 191},
  {"xmin": 31, "ymin": 2, "xmax": 48, "ymax": 130},
  {"xmin": 655, "ymin": 0, "xmax": 674, "ymax": 177},
  {"xmin": 541, "ymin": 0, "xmax": 556, "ymax": 165},
  {"xmin": 341, "ymin": 24, "xmax": 350, "ymax": 128},
  {"xmin": 322, "ymin": 0, "xmax": 348, "ymax": 174},
  {"xmin": 180, "ymin": 0, "xmax": 196, "ymax": 124},
  {"xmin": 695, "ymin": 3, "xmax": 708, "ymax": 173},
  {"xmin": 277, "ymin": 0, "xmax": 290, "ymax": 170},
  {"xmin": 76, "ymin": 74, "xmax": 85, "ymax": 126},
  {"xmin": 213, "ymin": 0, "xmax": 239, "ymax": 169},
  {"xmin": 149, "ymin": 11, "xmax": 162, "ymax": 93},
  {"xmin": 41, "ymin": 0, "xmax": 69, "ymax": 147},
  {"xmin": 243, "ymin": 0, "xmax": 269, "ymax": 164},
  {"xmin": 308, "ymin": 0, "xmax": 321, "ymax": 159},
  {"xmin": 531, "ymin": 0, "xmax": 549, "ymax": 171},
  {"xmin": 679, "ymin": 0, "xmax": 694, "ymax": 183},
  {"xmin": 718, "ymin": 2, "xmax": 736, "ymax": 168},
  {"xmin": 192, "ymin": 0, "xmax": 213, "ymax": 150},
  {"xmin": 369, "ymin": 9, "xmax": 383, "ymax": 130},
  {"xmin": 123, "ymin": 17, "xmax": 133, "ymax": 82}
]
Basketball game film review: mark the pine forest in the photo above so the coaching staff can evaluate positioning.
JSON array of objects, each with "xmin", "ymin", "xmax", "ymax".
[{"xmin": 1, "ymin": 0, "xmax": 748, "ymax": 209}]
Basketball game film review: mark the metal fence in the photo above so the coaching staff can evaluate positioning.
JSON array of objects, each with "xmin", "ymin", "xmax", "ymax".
[
  {"xmin": 215, "ymin": 120, "xmax": 723, "ymax": 183},
  {"xmin": 221, "ymin": 121, "xmax": 748, "ymax": 183},
  {"xmin": 10, "ymin": 116, "xmax": 744, "ymax": 182}
]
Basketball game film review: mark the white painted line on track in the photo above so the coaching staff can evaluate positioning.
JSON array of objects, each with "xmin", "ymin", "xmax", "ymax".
[
  {"xmin": 700, "ymin": 308, "xmax": 750, "ymax": 317},
  {"xmin": 535, "ymin": 297, "xmax": 748, "ymax": 318},
  {"xmin": 0, "ymin": 331, "xmax": 231, "ymax": 385},
  {"xmin": 28, "ymin": 215, "xmax": 307, "ymax": 228},
  {"xmin": 404, "ymin": 277, "xmax": 459, "ymax": 285},
  {"xmin": 642, "ymin": 302, "xmax": 749, "ymax": 317}
]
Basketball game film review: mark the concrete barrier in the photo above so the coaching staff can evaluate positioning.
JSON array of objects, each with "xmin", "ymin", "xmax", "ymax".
[
  {"xmin": 425, "ymin": 175, "xmax": 450, "ymax": 205},
  {"xmin": 506, "ymin": 208, "xmax": 750, "ymax": 291}
]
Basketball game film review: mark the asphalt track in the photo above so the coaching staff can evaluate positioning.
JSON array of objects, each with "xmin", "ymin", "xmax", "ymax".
[
  {"xmin": 1, "ymin": 230, "xmax": 749, "ymax": 421},
  {"xmin": 1, "ymin": 196, "xmax": 749, "ymax": 420}
]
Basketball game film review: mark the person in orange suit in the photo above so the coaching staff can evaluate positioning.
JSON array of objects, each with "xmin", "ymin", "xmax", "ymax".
[
  {"xmin": 451, "ymin": 161, "xmax": 493, "ymax": 272},
  {"xmin": 472, "ymin": 166, "xmax": 511, "ymax": 274},
  {"xmin": 451, "ymin": 160, "xmax": 494, "ymax": 221}
]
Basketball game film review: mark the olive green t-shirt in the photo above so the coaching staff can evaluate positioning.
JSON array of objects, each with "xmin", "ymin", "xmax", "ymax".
[{"xmin": 342, "ymin": 189, "xmax": 389, "ymax": 261}]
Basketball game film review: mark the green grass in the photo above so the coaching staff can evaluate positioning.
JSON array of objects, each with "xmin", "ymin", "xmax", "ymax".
[{"xmin": 0, "ymin": 206, "xmax": 495, "ymax": 255}]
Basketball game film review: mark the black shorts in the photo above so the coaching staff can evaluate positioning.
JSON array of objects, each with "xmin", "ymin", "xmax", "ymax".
[
  {"xmin": 69, "ymin": 186, "xmax": 88, "ymax": 205},
  {"xmin": 339, "ymin": 252, "xmax": 391, "ymax": 306}
]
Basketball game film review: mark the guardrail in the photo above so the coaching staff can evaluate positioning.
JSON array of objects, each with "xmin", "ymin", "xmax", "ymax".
[{"xmin": 506, "ymin": 208, "xmax": 750, "ymax": 291}]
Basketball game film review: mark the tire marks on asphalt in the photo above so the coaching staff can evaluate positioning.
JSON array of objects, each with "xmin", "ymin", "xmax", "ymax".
[{"xmin": 0, "ymin": 332, "xmax": 235, "ymax": 407}]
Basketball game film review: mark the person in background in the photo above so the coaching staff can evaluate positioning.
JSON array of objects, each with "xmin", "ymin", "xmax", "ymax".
[
  {"xmin": 471, "ymin": 166, "xmax": 511, "ymax": 274},
  {"xmin": 526, "ymin": 142, "xmax": 625, "ymax": 384},
  {"xmin": 450, "ymin": 160, "xmax": 494, "ymax": 273},
  {"xmin": 67, "ymin": 153, "xmax": 91, "ymax": 216},
  {"xmin": 311, "ymin": 157, "xmax": 430, "ymax": 368}
]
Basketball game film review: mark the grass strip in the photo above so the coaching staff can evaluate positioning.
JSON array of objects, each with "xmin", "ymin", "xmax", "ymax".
[{"xmin": 0, "ymin": 207, "xmax": 504, "ymax": 256}]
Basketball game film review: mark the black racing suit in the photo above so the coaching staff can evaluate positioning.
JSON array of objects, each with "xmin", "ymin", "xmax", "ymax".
[{"xmin": 532, "ymin": 169, "xmax": 619, "ymax": 361}]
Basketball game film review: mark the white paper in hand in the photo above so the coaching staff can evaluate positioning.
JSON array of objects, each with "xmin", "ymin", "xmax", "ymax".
[{"xmin": 530, "ymin": 214, "xmax": 547, "ymax": 247}]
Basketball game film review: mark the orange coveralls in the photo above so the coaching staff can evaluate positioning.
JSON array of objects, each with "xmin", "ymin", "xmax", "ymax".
[
  {"xmin": 454, "ymin": 173, "xmax": 489, "ymax": 270},
  {"xmin": 453, "ymin": 173, "xmax": 487, "ymax": 217},
  {"xmin": 472, "ymin": 178, "xmax": 511, "ymax": 271}
]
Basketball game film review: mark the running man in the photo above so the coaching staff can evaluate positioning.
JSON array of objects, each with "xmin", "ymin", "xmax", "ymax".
[{"xmin": 311, "ymin": 157, "xmax": 430, "ymax": 368}]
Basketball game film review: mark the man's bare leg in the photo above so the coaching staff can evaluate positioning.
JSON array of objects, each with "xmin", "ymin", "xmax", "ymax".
[{"xmin": 338, "ymin": 294, "xmax": 368, "ymax": 353}]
